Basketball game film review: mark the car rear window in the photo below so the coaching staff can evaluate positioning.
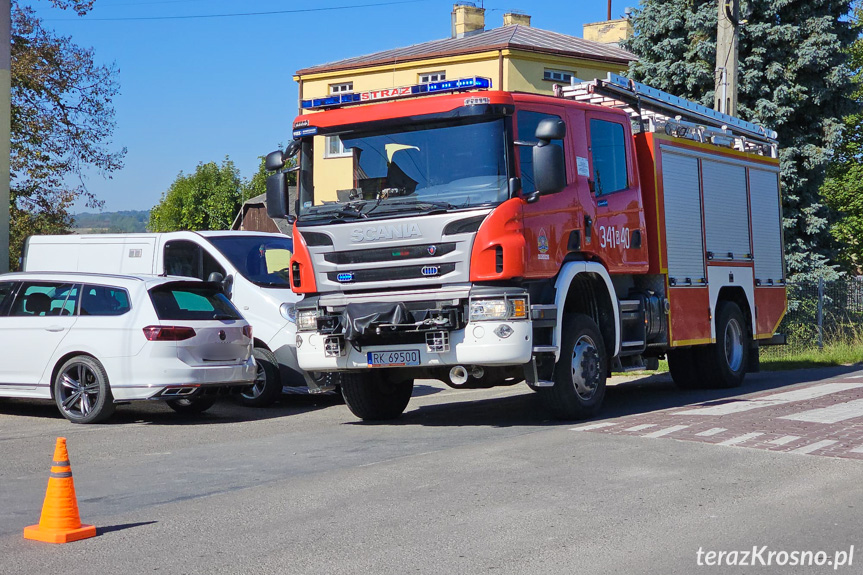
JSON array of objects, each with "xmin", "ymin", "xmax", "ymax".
[
  {"xmin": 148, "ymin": 282, "xmax": 242, "ymax": 321},
  {"xmin": 81, "ymin": 285, "xmax": 131, "ymax": 316}
]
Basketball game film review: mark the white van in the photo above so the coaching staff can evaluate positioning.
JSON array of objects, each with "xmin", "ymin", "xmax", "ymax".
[{"xmin": 23, "ymin": 231, "xmax": 309, "ymax": 406}]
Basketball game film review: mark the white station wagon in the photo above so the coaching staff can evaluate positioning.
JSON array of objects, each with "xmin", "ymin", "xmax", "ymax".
[{"xmin": 0, "ymin": 272, "xmax": 256, "ymax": 423}]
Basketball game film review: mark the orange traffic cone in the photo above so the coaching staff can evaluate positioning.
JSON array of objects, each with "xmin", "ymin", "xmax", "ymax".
[{"xmin": 23, "ymin": 437, "xmax": 97, "ymax": 543}]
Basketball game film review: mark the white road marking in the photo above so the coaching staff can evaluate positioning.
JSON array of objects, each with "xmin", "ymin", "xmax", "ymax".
[
  {"xmin": 717, "ymin": 432, "xmax": 764, "ymax": 446},
  {"xmin": 779, "ymin": 398, "xmax": 863, "ymax": 424},
  {"xmin": 850, "ymin": 445, "xmax": 863, "ymax": 454},
  {"xmin": 848, "ymin": 375, "xmax": 863, "ymax": 379},
  {"xmin": 790, "ymin": 440, "xmax": 838, "ymax": 455},
  {"xmin": 676, "ymin": 383, "xmax": 863, "ymax": 416},
  {"xmin": 625, "ymin": 424, "xmax": 657, "ymax": 432},
  {"xmin": 695, "ymin": 427, "xmax": 727, "ymax": 437},
  {"xmin": 768, "ymin": 435, "xmax": 800, "ymax": 446},
  {"xmin": 571, "ymin": 422, "xmax": 617, "ymax": 431},
  {"xmin": 642, "ymin": 425, "xmax": 689, "ymax": 438}
]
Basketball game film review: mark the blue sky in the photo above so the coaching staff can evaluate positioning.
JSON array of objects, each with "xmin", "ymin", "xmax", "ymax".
[{"xmin": 32, "ymin": 0, "xmax": 637, "ymax": 213}]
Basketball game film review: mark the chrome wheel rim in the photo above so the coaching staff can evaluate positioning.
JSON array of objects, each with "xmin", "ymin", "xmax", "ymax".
[
  {"xmin": 58, "ymin": 363, "xmax": 100, "ymax": 419},
  {"xmin": 724, "ymin": 318, "xmax": 744, "ymax": 372},
  {"xmin": 242, "ymin": 362, "xmax": 267, "ymax": 399},
  {"xmin": 570, "ymin": 335, "xmax": 601, "ymax": 400}
]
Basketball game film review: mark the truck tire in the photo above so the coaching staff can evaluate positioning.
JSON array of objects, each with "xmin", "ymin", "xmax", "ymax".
[
  {"xmin": 541, "ymin": 313, "xmax": 607, "ymax": 420},
  {"xmin": 667, "ymin": 348, "xmax": 702, "ymax": 389},
  {"xmin": 699, "ymin": 301, "xmax": 749, "ymax": 388},
  {"xmin": 340, "ymin": 372, "xmax": 413, "ymax": 421},
  {"xmin": 238, "ymin": 348, "xmax": 283, "ymax": 407}
]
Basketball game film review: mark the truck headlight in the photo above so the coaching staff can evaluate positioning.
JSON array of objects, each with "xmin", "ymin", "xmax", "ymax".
[
  {"xmin": 280, "ymin": 303, "xmax": 297, "ymax": 322},
  {"xmin": 469, "ymin": 297, "xmax": 528, "ymax": 321},
  {"xmin": 296, "ymin": 309, "xmax": 318, "ymax": 332}
]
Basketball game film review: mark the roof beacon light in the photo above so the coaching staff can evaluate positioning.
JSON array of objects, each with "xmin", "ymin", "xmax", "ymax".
[{"xmin": 300, "ymin": 76, "xmax": 492, "ymax": 110}]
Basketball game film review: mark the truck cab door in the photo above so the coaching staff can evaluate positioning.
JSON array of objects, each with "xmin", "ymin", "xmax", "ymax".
[
  {"xmin": 583, "ymin": 112, "xmax": 649, "ymax": 273},
  {"xmin": 518, "ymin": 106, "xmax": 581, "ymax": 279}
]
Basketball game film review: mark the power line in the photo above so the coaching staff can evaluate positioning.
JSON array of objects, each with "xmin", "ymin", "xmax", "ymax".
[{"xmin": 45, "ymin": 0, "xmax": 434, "ymax": 22}]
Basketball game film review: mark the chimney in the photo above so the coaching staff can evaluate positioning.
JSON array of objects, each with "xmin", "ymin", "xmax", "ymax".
[
  {"xmin": 451, "ymin": 3, "xmax": 485, "ymax": 39},
  {"xmin": 583, "ymin": 17, "xmax": 634, "ymax": 45},
  {"xmin": 503, "ymin": 12, "xmax": 531, "ymax": 27}
]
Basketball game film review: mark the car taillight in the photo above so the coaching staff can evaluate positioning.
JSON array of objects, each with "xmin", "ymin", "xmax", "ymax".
[
  {"xmin": 143, "ymin": 326, "xmax": 196, "ymax": 341},
  {"xmin": 242, "ymin": 325, "xmax": 253, "ymax": 339}
]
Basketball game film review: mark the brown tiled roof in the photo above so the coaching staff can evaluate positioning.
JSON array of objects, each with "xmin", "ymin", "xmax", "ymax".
[{"xmin": 295, "ymin": 25, "xmax": 635, "ymax": 76}]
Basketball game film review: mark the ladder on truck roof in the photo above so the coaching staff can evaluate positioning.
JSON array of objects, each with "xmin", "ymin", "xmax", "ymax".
[{"xmin": 561, "ymin": 73, "xmax": 778, "ymax": 158}]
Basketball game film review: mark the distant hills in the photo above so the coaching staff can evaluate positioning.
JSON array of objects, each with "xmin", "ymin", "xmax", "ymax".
[{"xmin": 73, "ymin": 210, "xmax": 150, "ymax": 233}]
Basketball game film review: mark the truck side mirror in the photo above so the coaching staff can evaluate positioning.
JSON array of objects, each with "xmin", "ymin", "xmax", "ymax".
[
  {"xmin": 267, "ymin": 172, "xmax": 289, "ymax": 218},
  {"xmin": 265, "ymin": 150, "xmax": 286, "ymax": 172},
  {"xmin": 531, "ymin": 118, "xmax": 567, "ymax": 196}
]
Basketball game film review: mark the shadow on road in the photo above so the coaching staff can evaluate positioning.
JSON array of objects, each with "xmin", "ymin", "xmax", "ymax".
[
  {"xmin": 362, "ymin": 365, "xmax": 863, "ymax": 428},
  {"xmin": 96, "ymin": 521, "xmax": 157, "ymax": 535}
]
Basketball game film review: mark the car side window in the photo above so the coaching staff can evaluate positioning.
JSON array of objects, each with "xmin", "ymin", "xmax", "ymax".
[
  {"xmin": 0, "ymin": 282, "xmax": 18, "ymax": 316},
  {"xmin": 202, "ymin": 249, "xmax": 226, "ymax": 280},
  {"xmin": 10, "ymin": 283, "xmax": 77, "ymax": 316},
  {"xmin": 80, "ymin": 284, "xmax": 131, "ymax": 316},
  {"xmin": 589, "ymin": 119, "xmax": 628, "ymax": 195},
  {"xmin": 165, "ymin": 240, "xmax": 202, "ymax": 279},
  {"xmin": 517, "ymin": 110, "xmax": 565, "ymax": 195}
]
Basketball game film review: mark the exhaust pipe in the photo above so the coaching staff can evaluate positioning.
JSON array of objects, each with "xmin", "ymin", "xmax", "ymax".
[{"xmin": 449, "ymin": 365, "xmax": 468, "ymax": 386}]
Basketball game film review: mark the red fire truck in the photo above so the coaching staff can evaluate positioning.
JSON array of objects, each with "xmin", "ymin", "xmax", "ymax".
[{"xmin": 265, "ymin": 73, "xmax": 787, "ymax": 421}]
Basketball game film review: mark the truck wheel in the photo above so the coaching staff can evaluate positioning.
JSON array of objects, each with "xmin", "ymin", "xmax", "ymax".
[
  {"xmin": 167, "ymin": 395, "xmax": 215, "ymax": 414},
  {"xmin": 541, "ymin": 314, "xmax": 607, "ymax": 420},
  {"xmin": 238, "ymin": 348, "xmax": 283, "ymax": 407},
  {"xmin": 667, "ymin": 348, "xmax": 703, "ymax": 389},
  {"xmin": 340, "ymin": 372, "xmax": 413, "ymax": 421},
  {"xmin": 54, "ymin": 355, "xmax": 116, "ymax": 424},
  {"xmin": 700, "ymin": 301, "xmax": 749, "ymax": 388}
]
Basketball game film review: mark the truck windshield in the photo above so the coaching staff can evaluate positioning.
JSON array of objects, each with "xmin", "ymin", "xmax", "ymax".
[
  {"xmin": 207, "ymin": 236, "xmax": 293, "ymax": 288},
  {"xmin": 298, "ymin": 118, "xmax": 508, "ymax": 219}
]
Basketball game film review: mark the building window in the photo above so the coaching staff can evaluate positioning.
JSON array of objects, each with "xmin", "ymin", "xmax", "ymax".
[
  {"xmin": 324, "ymin": 135, "xmax": 352, "ymax": 159},
  {"xmin": 543, "ymin": 69, "xmax": 575, "ymax": 83},
  {"xmin": 589, "ymin": 119, "xmax": 628, "ymax": 195},
  {"xmin": 419, "ymin": 71, "xmax": 446, "ymax": 83},
  {"xmin": 329, "ymin": 82, "xmax": 353, "ymax": 95}
]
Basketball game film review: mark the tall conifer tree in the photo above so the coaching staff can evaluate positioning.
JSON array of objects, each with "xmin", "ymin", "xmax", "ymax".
[{"xmin": 623, "ymin": 0, "xmax": 859, "ymax": 280}]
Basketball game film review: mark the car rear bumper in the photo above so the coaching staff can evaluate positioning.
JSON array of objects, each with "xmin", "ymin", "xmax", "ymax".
[{"xmin": 108, "ymin": 357, "xmax": 256, "ymax": 401}]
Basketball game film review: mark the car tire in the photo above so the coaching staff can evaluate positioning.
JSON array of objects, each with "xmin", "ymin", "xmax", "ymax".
[
  {"xmin": 699, "ymin": 301, "xmax": 749, "ymax": 389},
  {"xmin": 238, "ymin": 348, "xmax": 283, "ymax": 407},
  {"xmin": 340, "ymin": 372, "xmax": 413, "ymax": 421},
  {"xmin": 54, "ymin": 355, "xmax": 116, "ymax": 424},
  {"xmin": 166, "ymin": 396, "xmax": 215, "ymax": 414},
  {"xmin": 540, "ymin": 313, "xmax": 607, "ymax": 420}
]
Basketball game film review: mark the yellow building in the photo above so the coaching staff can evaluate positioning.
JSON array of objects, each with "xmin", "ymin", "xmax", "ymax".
[{"xmin": 293, "ymin": 4, "xmax": 636, "ymax": 204}]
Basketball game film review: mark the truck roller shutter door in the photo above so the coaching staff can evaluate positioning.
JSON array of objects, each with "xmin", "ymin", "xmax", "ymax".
[
  {"xmin": 749, "ymin": 169, "xmax": 784, "ymax": 284},
  {"xmin": 661, "ymin": 151, "xmax": 705, "ymax": 285},
  {"xmin": 702, "ymin": 160, "xmax": 750, "ymax": 261}
]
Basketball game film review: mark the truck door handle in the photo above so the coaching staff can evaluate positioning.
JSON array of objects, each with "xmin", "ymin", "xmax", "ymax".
[
  {"xmin": 45, "ymin": 326, "xmax": 65, "ymax": 332},
  {"xmin": 584, "ymin": 215, "xmax": 593, "ymax": 243}
]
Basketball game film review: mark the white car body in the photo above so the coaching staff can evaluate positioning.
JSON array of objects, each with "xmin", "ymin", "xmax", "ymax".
[{"xmin": 0, "ymin": 272, "xmax": 256, "ymax": 421}]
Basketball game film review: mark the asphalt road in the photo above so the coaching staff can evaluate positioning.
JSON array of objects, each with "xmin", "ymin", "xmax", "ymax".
[{"xmin": 1, "ymin": 367, "xmax": 863, "ymax": 574}]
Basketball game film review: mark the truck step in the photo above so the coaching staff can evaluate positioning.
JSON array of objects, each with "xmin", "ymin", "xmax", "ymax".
[
  {"xmin": 532, "ymin": 380, "xmax": 555, "ymax": 388},
  {"xmin": 532, "ymin": 346, "xmax": 558, "ymax": 354}
]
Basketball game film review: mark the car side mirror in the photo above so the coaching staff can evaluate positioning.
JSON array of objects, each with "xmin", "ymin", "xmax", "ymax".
[{"xmin": 207, "ymin": 272, "xmax": 225, "ymax": 284}]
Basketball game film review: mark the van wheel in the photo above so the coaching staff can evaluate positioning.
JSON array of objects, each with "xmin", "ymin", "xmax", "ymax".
[
  {"xmin": 167, "ymin": 396, "xmax": 215, "ymax": 414},
  {"xmin": 238, "ymin": 348, "xmax": 283, "ymax": 407},
  {"xmin": 54, "ymin": 356, "xmax": 116, "ymax": 424},
  {"xmin": 340, "ymin": 372, "xmax": 413, "ymax": 421},
  {"xmin": 700, "ymin": 301, "xmax": 749, "ymax": 388},
  {"xmin": 540, "ymin": 314, "xmax": 607, "ymax": 420},
  {"xmin": 667, "ymin": 348, "xmax": 703, "ymax": 389}
]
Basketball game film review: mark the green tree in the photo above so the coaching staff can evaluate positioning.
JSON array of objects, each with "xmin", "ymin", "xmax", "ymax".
[
  {"xmin": 823, "ymin": 4, "xmax": 863, "ymax": 273},
  {"xmin": 623, "ymin": 0, "xmax": 859, "ymax": 281},
  {"xmin": 242, "ymin": 153, "xmax": 297, "ymax": 200},
  {"xmin": 10, "ymin": 0, "xmax": 125, "ymax": 266},
  {"xmin": 148, "ymin": 158, "xmax": 244, "ymax": 232}
]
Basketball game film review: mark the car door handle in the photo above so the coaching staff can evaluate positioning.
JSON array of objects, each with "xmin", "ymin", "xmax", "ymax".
[{"xmin": 45, "ymin": 325, "xmax": 65, "ymax": 332}]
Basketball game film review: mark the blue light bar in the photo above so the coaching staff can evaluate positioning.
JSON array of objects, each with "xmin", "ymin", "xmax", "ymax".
[{"xmin": 300, "ymin": 76, "xmax": 492, "ymax": 110}]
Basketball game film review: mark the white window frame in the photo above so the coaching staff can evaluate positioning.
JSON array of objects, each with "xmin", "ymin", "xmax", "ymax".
[
  {"xmin": 329, "ymin": 82, "xmax": 353, "ymax": 95},
  {"xmin": 419, "ymin": 71, "xmax": 446, "ymax": 84},
  {"xmin": 543, "ymin": 69, "xmax": 575, "ymax": 83},
  {"xmin": 324, "ymin": 135, "xmax": 353, "ymax": 159}
]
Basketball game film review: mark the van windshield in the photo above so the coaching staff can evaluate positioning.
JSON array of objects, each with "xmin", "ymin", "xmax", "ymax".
[{"xmin": 207, "ymin": 236, "xmax": 294, "ymax": 288}]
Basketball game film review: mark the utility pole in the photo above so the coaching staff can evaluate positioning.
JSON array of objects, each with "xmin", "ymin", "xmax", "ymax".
[
  {"xmin": 0, "ymin": 0, "xmax": 9, "ymax": 273},
  {"xmin": 607, "ymin": 0, "xmax": 612, "ymax": 20},
  {"xmin": 714, "ymin": 0, "xmax": 740, "ymax": 116}
]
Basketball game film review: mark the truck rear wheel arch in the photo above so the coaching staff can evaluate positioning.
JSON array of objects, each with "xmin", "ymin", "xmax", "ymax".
[{"xmin": 715, "ymin": 286, "xmax": 753, "ymax": 339}]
